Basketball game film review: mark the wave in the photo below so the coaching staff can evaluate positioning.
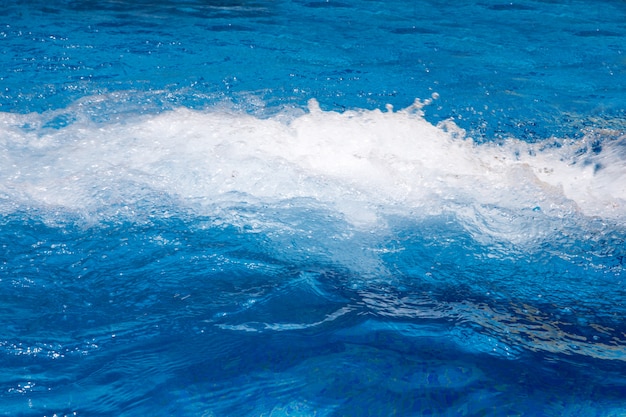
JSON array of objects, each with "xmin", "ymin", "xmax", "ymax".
[
  {"xmin": 2, "ymin": 94, "xmax": 625, "ymax": 371},
  {"xmin": 1, "ymin": 95, "xmax": 624, "ymax": 240}
]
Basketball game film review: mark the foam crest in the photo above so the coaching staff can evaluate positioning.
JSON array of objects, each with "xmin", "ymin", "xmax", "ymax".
[{"xmin": 0, "ymin": 98, "xmax": 624, "ymax": 239}]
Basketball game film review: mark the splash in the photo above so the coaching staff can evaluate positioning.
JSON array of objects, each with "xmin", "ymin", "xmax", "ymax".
[{"xmin": 1, "ymin": 96, "xmax": 624, "ymax": 239}]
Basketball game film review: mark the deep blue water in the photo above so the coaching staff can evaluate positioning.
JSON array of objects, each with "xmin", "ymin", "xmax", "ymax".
[{"xmin": 1, "ymin": 0, "xmax": 626, "ymax": 415}]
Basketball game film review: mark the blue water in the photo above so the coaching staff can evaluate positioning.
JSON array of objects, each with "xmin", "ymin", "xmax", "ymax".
[{"xmin": 1, "ymin": 0, "xmax": 625, "ymax": 415}]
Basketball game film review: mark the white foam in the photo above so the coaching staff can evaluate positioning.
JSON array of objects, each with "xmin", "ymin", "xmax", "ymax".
[{"xmin": 1, "ymin": 97, "xmax": 624, "ymax": 241}]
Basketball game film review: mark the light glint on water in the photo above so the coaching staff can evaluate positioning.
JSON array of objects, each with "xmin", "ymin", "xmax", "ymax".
[{"xmin": 1, "ymin": 0, "xmax": 626, "ymax": 416}]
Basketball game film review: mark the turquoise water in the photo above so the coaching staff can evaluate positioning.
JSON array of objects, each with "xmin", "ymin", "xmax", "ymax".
[{"xmin": 1, "ymin": 1, "xmax": 625, "ymax": 415}]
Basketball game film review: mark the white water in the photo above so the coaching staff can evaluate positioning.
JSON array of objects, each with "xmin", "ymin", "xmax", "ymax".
[{"xmin": 1, "ymin": 96, "xmax": 624, "ymax": 240}]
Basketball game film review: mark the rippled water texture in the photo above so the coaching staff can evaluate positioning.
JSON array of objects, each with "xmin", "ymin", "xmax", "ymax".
[{"xmin": 1, "ymin": 1, "xmax": 625, "ymax": 416}]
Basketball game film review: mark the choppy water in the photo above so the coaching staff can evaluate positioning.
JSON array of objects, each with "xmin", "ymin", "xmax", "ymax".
[{"xmin": 1, "ymin": 1, "xmax": 625, "ymax": 416}]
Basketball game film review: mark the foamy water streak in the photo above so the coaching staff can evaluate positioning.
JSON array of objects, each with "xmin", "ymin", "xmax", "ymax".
[{"xmin": 1, "ymin": 97, "xmax": 624, "ymax": 234}]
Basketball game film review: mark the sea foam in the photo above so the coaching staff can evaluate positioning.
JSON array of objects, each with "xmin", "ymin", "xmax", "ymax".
[{"xmin": 1, "ymin": 96, "xmax": 624, "ymax": 240}]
